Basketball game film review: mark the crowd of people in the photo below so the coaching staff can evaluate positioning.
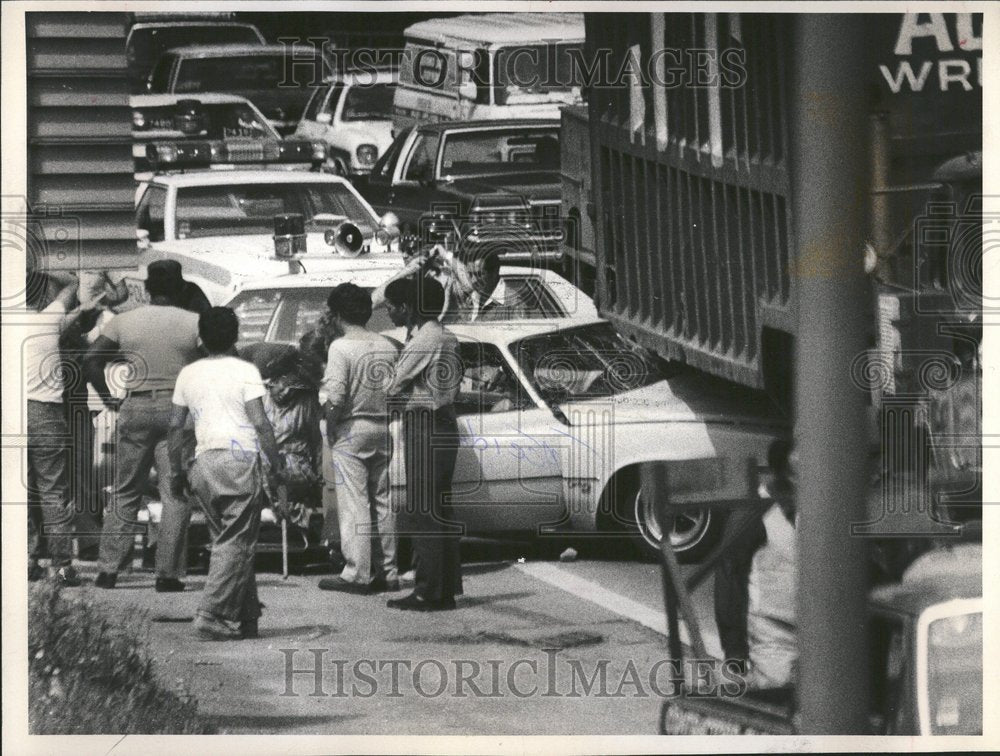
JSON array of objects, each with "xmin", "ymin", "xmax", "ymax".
[
  {"xmin": 24, "ymin": 247, "xmax": 485, "ymax": 640},
  {"xmin": 26, "ymin": 243, "xmax": 801, "ymax": 662}
]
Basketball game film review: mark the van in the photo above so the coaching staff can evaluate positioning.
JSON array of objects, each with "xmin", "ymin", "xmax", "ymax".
[{"xmin": 393, "ymin": 13, "xmax": 585, "ymax": 132}]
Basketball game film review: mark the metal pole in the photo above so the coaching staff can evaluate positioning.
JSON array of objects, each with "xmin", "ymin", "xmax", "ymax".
[{"xmin": 788, "ymin": 14, "xmax": 872, "ymax": 734}]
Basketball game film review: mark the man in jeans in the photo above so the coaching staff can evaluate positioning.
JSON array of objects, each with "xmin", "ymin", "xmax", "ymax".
[
  {"xmin": 85, "ymin": 261, "xmax": 200, "ymax": 591},
  {"xmin": 25, "ymin": 270, "xmax": 99, "ymax": 586},
  {"xmin": 169, "ymin": 307, "xmax": 283, "ymax": 640},
  {"xmin": 317, "ymin": 283, "xmax": 400, "ymax": 595}
]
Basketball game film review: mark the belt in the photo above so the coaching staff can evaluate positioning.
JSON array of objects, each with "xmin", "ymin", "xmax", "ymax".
[{"xmin": 126, "ymin": 388, "xmax": 173, "ymax": 399}]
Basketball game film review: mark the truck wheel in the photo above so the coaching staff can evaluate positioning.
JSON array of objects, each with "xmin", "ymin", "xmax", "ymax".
[{"xmin": 632, "ymin": 487, "xmax": 721, "ymax": 563}]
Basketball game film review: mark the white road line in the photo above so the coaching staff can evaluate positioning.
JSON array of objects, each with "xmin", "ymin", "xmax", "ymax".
[{"xmin": 513, "ymin": 561, "xmax": 723, "ymax": 659}]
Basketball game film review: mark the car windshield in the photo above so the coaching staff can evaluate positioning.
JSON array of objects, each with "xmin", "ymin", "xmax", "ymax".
[
  {"xmin": 132, "ymin": 102, "xmax": 278, "ymax": 140},
  {"xmin": 128, "ymin": 25, "xmax": 263, "ymax": 81},
  {"xmin": 440, "ymin": 128, "xmax": 561, "ymax": 177},
  {"xmin": 512, "ymin": 322, "xmax": 663, "ymax": 402},
  {"xmin": 175, "ymin": 53, "xmax": 325, "ymax": 92},
  {"xmin": 174, "ymin": 183, "xmax": 376, "ymax": 239},
  {"xmin": 494, "ymin": 43, "xmax": 584, "ymax": 101},
  {"xmin": 342, "ymin": 82, "xmax": 395, "ymax": 121},
  {"xmin": 230, "ymin": 286, "xmax": 394, "ymax": 348}
]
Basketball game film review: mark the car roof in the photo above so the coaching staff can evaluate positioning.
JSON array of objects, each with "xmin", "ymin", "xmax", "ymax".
[
  {"xmin": 322, "ymin": 67, "xmax": 398, "ymax": 86},
  {"xmin": 405, "ymin": 12, "xmax": 584, "ymax": 47},
  {"xmin": 130, "ymin": 19, "xmax": 256, "ymax": 30},
  {"xmin": 147, "ymin": 171, "xmax": 357, "ymax": 188},
  {"xmin": 444, "ymin": 316, "xmax": 606, "ymax": 342},
  {"xmin": 416, "ymin": 118, "xmax": 561, "ymax": 134},
  {"xmin": 130, "ymin": 93, "xmax": 254, "ymax": 107},
  {"xmin": 164, "ymin": 43, "xmax": 324, "ymax": 58}
]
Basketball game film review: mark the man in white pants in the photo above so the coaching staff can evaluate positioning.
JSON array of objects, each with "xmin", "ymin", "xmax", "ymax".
[{"xmin": 318, "ymin": 283, "xmax": 400, "ymax": 595}]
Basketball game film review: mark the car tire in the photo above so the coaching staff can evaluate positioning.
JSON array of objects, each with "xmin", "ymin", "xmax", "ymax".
[{"xmin": 631, "ymin": 487, "xmax": 722, "ymax": 563}]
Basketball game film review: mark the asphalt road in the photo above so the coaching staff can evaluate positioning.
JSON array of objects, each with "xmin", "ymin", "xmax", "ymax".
[{"xmin": 76, "ymin": 538, "xmax": 722, "ymax": 735}]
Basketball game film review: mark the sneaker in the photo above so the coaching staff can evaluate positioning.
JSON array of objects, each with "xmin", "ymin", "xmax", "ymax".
[
  {"xmin": 155, "ymin": 577, "xmax": 185, "ymax": 593},
  {"xmin": 28, "ymin": 562, "xmax": 45, "ymax": 582},
  {"xmin": 94, "ymin": 572, "xmax": 117, "ymax": 589},
  {"xmin": 386, "ymin": 593, "xmax": 457, "ymax": 612},
  {"xmin": 193, "ymin": 614, "xmax": 241, "ymax": 641},
  {"xmin": 50, "ymin": 566, "xmax": 82, "ymax": 587}
]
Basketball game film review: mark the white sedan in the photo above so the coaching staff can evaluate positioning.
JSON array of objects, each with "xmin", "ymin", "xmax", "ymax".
[{"xmin": 383, "ymin": 318, "xmax": 784, "ymax": 560}]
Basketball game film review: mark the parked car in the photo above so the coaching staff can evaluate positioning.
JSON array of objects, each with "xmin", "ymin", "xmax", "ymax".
[
  {"xmin": 295, "ymin": 66, "xmax": 398, "ymax": 177},
  {"xmin": 145, "ymin": 43, "xmax": 329, "ymax": 135},
  {"xmin": 394, "ymin": 12, "xmax": 585, "ymax": 131},
  {"xmin": 126, "ymin": 15, "xmax": 265, "ymax": 94},
  {"xmin": 131, "ymin": 93, "xmax": 325, "ymax": 180},
  {"xmin": 355, "ymin": 119, "xmax": 565, "ymax": 263}
]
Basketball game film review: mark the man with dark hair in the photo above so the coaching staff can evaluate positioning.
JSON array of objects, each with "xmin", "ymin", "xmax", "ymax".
[
  {"xmin": 385, "ymin": 276, "xmax": 465, "ymax": 611},
  {"xmin": 318, "ymin": 283, "xmax": 400, "ymax": 595},
  {"xmin": 169, "ymin": 307, "xmax": 283, "ymax": 640},
  {"xmin": 85, "ymin": 260, "xmax": 200, "ymax": 592}
]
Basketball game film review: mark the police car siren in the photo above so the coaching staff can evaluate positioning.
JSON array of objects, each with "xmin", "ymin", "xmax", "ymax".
[
  {"xmin": 273, "ymin": 213, "xmax": 307, "ymax": 260},
  {"xmin": 144, "ymin": 137, "xmax": 326, "ymax": 172},
  {"xmin": 325, "ymin": 221, "xmax": 365, "ymax": 258}
]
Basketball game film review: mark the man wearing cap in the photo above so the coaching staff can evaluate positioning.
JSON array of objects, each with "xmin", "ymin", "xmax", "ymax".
[
  {"xmin": 84, "ymin": 260, "xmax": 201, "ymax": 591},
  {"xmin": 147, "ymin": 258, "xmax": 211, "ymax": 315}
]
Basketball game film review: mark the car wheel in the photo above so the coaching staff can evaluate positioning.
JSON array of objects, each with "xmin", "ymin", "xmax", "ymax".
[{"xmin": 632, "ymin": 488, "xmax": 720, "ymax": 563}]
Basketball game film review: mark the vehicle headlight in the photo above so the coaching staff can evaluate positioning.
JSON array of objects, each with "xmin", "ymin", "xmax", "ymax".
[
  {"xmin": 312, "ymin": 142, "xmax": 328, "ymax": 162},
  {"xmin": 132, "ymin": 110, "xmax": 145, "ymax": 129},
  {"xmin": 356, "ymin": 144, "xmax": 378, "ymax": 165}
]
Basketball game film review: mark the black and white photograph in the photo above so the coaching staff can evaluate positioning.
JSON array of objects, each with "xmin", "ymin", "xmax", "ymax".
[{"xmin": 1, "ymin": 2, "xmax": 995, "ymax": 752}]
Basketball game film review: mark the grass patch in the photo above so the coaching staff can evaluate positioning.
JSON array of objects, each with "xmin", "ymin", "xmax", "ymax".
[{"xmin": 29, "ymin": 581, "xmax": 213, "ymax": 734}]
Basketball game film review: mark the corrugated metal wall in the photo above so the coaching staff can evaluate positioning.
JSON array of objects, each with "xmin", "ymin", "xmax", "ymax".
[
  {"xmin": 26, "ymin": 12, "xmax": 135, "ymax": 270},
  {"xmin": 588, "ymin": 13, "xmax": 795, "ymax": 388}
]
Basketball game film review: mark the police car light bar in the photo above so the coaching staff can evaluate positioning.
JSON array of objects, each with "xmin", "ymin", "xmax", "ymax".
[{"xmin": 146, "ymin": 140, "xmax": 326, "ymax": 170}]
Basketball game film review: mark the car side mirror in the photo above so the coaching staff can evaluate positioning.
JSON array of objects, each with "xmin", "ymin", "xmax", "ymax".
[{"xmin": 316, "ymin": 112, "xmax": 332, "ymax": 125}]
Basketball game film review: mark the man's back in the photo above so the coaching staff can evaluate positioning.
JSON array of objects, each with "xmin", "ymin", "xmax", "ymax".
[
  {"xmin": 324, "ymin": 333, "xmax": 400, "ymax": 421},
  {"xmin": 172, "ymin": 355, "xmax": 266, "ymax": 459},
  {"xmin": 101, "ymin": 304, "xmax": 199, "ymax": 391}
]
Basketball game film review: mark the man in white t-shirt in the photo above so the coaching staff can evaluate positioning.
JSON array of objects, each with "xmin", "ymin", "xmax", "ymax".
[
  {"xmin": 24, "ymin": 270, "xmax": 100, "ymax": 586},
  {"xmin": 168, "ymin": 307, "xmax": 283, "ymax": 641}
]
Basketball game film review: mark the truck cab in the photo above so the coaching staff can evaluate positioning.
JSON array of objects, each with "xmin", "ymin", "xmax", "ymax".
[{"xmin": 393, "ymin": 12, "xmax": 585, "ymax": 132}]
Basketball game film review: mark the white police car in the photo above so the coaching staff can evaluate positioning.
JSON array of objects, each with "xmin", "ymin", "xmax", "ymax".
[{"xmin": 135, "ymin": 170, "xmax": 383, "ymax": 245}]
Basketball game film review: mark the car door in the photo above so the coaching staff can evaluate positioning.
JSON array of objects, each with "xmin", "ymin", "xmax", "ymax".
[{"xmin": 449, "ymin": 341, "xmax": 565, "ymax": 535}]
